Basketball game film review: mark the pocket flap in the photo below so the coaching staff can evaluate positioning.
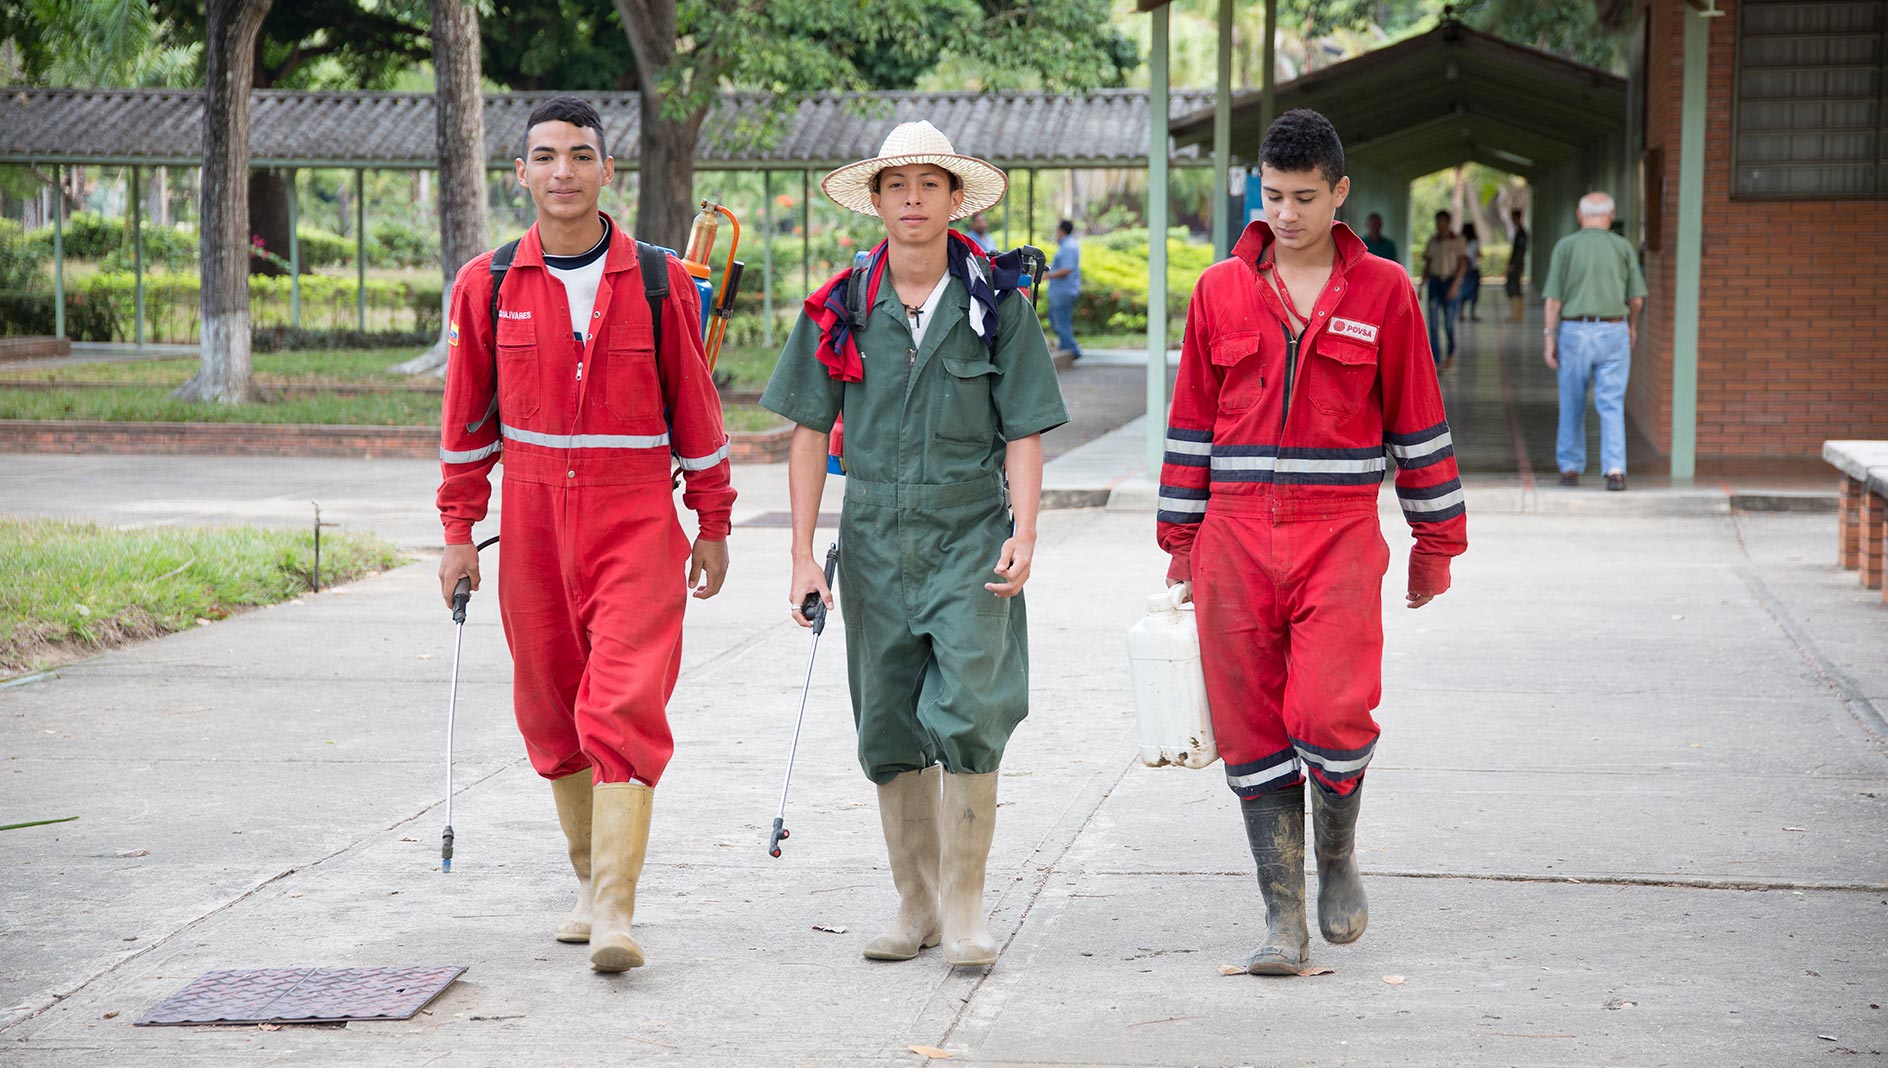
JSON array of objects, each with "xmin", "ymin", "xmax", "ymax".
[
  {"xmin": 1317, "ymin": 333, "xmax": 1378, "ymax": 366},
  {"xmin": 1210, "ymin": 331, "xmax": 1259, "ymax": 367},
  {"xmin": 942, "ymin": 353, "xmax": 1002, "ymax": 378},
  {"xmin": 606, "ymin": 318, "xmax": 655, "ymax": 354},
  {"xmin": 496, "ymin": 316, "xmax": 535, "ymax": 347}
]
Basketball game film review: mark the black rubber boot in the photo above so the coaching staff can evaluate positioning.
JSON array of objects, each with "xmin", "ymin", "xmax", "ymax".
[
  {"xmin": 1311, "ymin": 782, "xmax": 1368, "ymax": 944},
  {"xmin": 1238, "ymin": 785, "xmax": 1308, "ymax": 975}
]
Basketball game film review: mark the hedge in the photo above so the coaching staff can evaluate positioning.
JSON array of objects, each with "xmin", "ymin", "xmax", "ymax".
[{"xmin": 0, "ymin": 271, "xmax": 443, "ymax": 343}]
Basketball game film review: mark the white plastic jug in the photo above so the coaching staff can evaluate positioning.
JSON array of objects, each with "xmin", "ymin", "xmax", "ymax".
[{"xmin": 1126, "ymin": 583, "xmax": 1218, "ymax": 769}]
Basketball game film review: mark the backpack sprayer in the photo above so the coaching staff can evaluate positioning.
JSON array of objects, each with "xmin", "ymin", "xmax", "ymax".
[{"xmin": 681, "ymin": 199, "xmax": 745, "ymax": 375}]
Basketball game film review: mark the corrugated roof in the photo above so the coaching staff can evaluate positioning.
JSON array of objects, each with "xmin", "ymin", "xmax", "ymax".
[
  {"xmin": 0, "ymin": 87, "xmax": 1216, "ymax": 169},
  {"xmin": 1169, "ymin": 21, "xmax": 1627, "ymax": 180}
]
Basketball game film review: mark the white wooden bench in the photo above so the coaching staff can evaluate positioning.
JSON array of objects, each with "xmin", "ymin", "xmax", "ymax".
[{"xmin": 1823, "ymin": 440, "xmax": 1888, "ymax": 601}]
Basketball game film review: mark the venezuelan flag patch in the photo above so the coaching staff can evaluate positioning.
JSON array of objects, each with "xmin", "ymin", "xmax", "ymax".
[{"xmin": 448, "ymin": 321, "xmax": 460, "ymax": 346}]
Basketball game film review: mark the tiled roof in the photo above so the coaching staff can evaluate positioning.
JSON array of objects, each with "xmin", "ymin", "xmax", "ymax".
[{"xmin": 0, "ymin": 87, "xmax": 1215, "ymax": 169}]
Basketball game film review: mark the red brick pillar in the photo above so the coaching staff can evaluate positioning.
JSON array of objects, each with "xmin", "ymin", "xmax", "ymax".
[
  {"xmin": 1839, "ymin": 476, "xmax": 1865, "ymax": 569},
  {"xmin": 1859, "ymin": 489, "xmax": 1886, "ymax": 591}
]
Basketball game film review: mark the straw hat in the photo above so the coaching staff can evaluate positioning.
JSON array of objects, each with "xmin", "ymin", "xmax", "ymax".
[{"xmin": 821, "ymin": 121, "xmax": 1007, "ymax": 221}]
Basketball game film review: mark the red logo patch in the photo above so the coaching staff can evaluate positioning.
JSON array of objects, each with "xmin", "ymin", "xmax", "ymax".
[{"xmin": 1329, "ymin": 316, "xmax": 1378, "ymax": 344}]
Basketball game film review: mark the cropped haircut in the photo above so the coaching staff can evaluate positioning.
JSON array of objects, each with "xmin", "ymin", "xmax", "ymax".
[
  {"xmin": 520, "ymin": 96, "xmax": 607, "ymax": 161},
  {"xmin": 1258, "ymin": 109, "xmax": 1345, "ymax": 188}
]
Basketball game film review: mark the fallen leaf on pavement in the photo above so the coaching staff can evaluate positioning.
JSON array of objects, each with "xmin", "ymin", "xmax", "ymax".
[
  {"xmin": 1296, "ymin": 966, "xmax": 1335, "ymax": 976},
  {"xmin": 1383, "ymin": 975, "xmax": 1406, "ymax": 985},
  {"xmin": 101, "ymin": 1011, "xmax": 118, "ymax": 1019},
  {"xmin": 1783, "ymin": 826, "xmax": 1807, "ymax": 832},
  {"xmin": 1217, "ymin": 964, "xmax": 1245, "ymax": 975},
  {"xmin": 908, "ymin": 1045, "xmax": 952, "ymax": 1058},
  {"xmin": 812, "ymin": 924, "xmax": 847, "ymax": 934},
  {"xmin": 1818, "ymin": 1034, "xmax": 1838, "ymax": 1041},
  {"xmin": 115, "ymin": 849, "xmax": 150, "ymax": 858},
  {"xmin": 417, "ymin": 654, "xmax": 433, "ymax": 660}
]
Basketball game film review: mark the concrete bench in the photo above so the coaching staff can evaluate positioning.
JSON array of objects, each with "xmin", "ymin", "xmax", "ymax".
[{"xmin": 1823, "ymin": 440, "xmax": 1888, "ymax": 601}]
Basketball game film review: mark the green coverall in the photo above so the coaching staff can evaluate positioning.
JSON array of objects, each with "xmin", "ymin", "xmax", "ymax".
[{"xmin": 761, "ymin": 277, "xmax": 1069, "ymax": 783}]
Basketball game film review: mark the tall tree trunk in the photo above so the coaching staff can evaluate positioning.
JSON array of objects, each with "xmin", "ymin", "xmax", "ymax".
[
  {"xmin": 247, "ymin": 168, "xmax": 296, "ymax": 276},
  {"xmin": 395, "ymin": 0, "xmax": 490, "ymax": 376},
  {"xmin": 176, "ymin": 0, "xmax": 272, "ymax": 405},
  {"xmin": 636, "ymin": 100, "xmax": 705, "ymax": 251},
  {"xmin": 616, "ymin": 0, "xmax": 712, "ymax": 251}
]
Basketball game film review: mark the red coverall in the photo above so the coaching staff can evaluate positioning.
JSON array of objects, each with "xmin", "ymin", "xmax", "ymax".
[
  {"xmin": 437, "ymin": 217, "xmax": 735, "ymax": 787},
  {"xmin": 1158, "ymin": 221, "xmax": 1466, "ymax": 800}
]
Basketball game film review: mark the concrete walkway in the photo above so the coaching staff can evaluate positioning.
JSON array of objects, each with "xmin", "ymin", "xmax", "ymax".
[{"xmin": 3, "ymin": 321, "xmax": 1884, "ymax": 1064}]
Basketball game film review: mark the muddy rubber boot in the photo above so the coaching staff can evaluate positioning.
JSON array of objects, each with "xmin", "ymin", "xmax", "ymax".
[
  {"xmin": 549, "ymin": 770, "xmax": 595, "ymax": 944},
  {"xmin": 1311, "ymin": 783, "xmax": 1368, "ymax": 944},
  {"xmin": 588, "ymin": 782, "xmax": 652, "ymax": 972},
  {"xmin": 1239, "ymin": 785, "xmax": 1309, "ymax": 975},
  {"xmin": 863, "ymin": 765, "xmax": 942, "ymax": 961},
  {"xmin": 938, "ymin": 770, "xmax": 999, "ymax": 967}
]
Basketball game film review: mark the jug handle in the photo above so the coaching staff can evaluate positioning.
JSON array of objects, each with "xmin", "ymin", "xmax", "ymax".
[{"xmin": 1168, "ymin": 582, "xmax": 1192, "ymax": 609}]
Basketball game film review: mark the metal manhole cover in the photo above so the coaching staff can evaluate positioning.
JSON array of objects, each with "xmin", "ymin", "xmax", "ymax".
[{"xmin": 134, "ymin": 965, "xmax": 466, "ymax": 1026}]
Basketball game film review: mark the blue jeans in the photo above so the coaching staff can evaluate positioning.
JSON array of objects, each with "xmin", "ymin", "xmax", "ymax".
[
  {"xmin": 1555, "ymin": 321, "xmax": 1631, "ymax": 476},
  {"xmin": 1048, "ymin": 291, "xmax": 1081, "ymax": 358},
  {"xmin": 1424, "ymin": 277, "xmax": 1461, "ymax": 362}
]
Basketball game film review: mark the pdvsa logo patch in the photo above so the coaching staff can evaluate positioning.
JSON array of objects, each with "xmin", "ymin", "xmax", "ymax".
[
  {"xmin": 448, "ymin": 321, "xmax": 460, "ymax": 346},
  {"xmin": 1328, "ymin": 316, "xmax": 1378, "ymax": 344}
]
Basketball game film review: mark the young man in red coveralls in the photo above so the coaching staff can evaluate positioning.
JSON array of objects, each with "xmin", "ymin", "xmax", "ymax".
[
  {"xmin": 1157, "ymin": 110, "xmax": 1466, "ymax": 975},
  {"xmin": 435, "ymin": 97, "xmax": 735, "ymax": 974}
]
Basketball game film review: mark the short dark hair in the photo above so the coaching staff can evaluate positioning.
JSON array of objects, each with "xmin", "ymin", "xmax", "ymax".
[
  {"xmin": 520, "ymin": 96, "xmax": 607, "ymax": 161},
  {"xmin": 1057, "ymin": 219, "xmax": 1074, "ymax": 236},
  {"xmin": 1366, "ymin": 212, "xmax": 1383, "ymax": 223},
  {"xmin": 1435, "ymin": 209, "xmax": 1452, "ymax": 221},
  {"xmin": 870, "ymin": 167, "xmax": 962, "ymax": 193},
  {"xmin": 1461, "ymin": 222, "xmax": 1479, "ymax": 241},
  {"xmin": 1258, "ymin": 109, "xmax": 1344, "ymax": 188}
]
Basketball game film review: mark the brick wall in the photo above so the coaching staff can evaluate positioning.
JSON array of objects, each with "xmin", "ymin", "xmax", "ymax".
[{"xmin": 1637, "ymin": 0, "xmax": 1888, "ymax": 462}]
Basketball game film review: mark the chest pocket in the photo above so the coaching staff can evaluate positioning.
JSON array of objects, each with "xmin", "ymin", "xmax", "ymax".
[
  {"xmin": 1306, "ymin": 334, "xmax": 1378, "ymax": 418},
  {"xmin": 496, "ymin": 316, "xmax": 541, "ymax": 420},
  {"xmin": 1210, "ymin": 331, "xmax": 1262, "ymax": 412},
  {"xmin": 937, "ymin": 352, "xmax": 1002, "ymax": 444},
  {"xmin": 601, "ymin": 316, "xmax": 662, "ymax": 422}
]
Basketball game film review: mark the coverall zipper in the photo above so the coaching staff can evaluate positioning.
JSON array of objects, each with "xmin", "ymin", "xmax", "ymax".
[{"xmin": 1280, "ymin": 321, "xmax": 1300, "ymax": 430}]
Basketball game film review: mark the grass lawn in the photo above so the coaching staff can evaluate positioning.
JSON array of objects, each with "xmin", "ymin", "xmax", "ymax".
[
  {"xmin": 0, "ymin": 517, "xmax": 404, "ymax": 676},
  {"xmin": 0, "ymin": 349, "xmax": 428, "ymax": 388},
  {"xmin": 723, "ymin": 402, "xmax": 787, "ymax": 433},
  {"xmin": 0, "ymin": 386, "xmax": 441, "ymax": 425},
  {"xmin": 713, "ymin": 343, "xmax": 781, "ymax": 391}
]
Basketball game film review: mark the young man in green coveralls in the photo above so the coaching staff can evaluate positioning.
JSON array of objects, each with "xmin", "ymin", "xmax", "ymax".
[{"xmin": 760, "ymin": 121, "xmax": 1068, "ymax": 969}]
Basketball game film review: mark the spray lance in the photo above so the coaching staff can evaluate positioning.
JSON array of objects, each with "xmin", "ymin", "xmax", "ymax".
[
  {"xmin": 769, "ymin": 541, "xmax": 840, "ymax": 858},
  {"xmin": 440, "ymin": 533, "xmax": 500, "ymax": 873}
]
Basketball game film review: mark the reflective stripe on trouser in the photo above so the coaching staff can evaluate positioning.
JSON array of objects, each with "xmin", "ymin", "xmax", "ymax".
[
  {"xmin": 497, "ymin": 476, "xmax": 691, "ymax": 785},
  {"xmin": 838, "ymin": 477, "xmax": 1029, "ymax": 784},
  {"xmin": 1192, "ymin": 503, "xmax": 1389, "ymax": 799}
]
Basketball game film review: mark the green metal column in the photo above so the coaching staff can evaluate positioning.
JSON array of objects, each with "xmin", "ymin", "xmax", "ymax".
[
  {"xmin": 287, "ymin": 168, "xmax": 301, "ymax": 329},
  {"xmin": 52, "ymin": 164, "xmax": 65, "ymax": 340},
  {"xmin": 1670, "ymin": 8, "xmax": 1710, "ymax": 482},
  {"xmin": 356, "ymin": 169, "xmax": 367, "ymax": 331},
  {"xmin": 131, "ymin": 166, "xmax": 145, "ymax": 346},
  {"xmin": 762, "ymin": 170, "xmax": 775, "ymax": 349},
  {"xmin": 801, "ymin": 170, "xmax": 810, "ymax": 297},
  {"xmin": 1212, "ymin": 0, "xmax": 1233, "ymax": 259},
  {"xmin": 1027, "ymin": 169, "xmax": 1036, "ymax": 243},
  {"xmin": 1146, "ymin": 5, "xmax": 1171, "ymax": 476}
]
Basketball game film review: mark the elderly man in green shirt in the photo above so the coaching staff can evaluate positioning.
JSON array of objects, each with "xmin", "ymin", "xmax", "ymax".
[
  {"xmin": 761, "ymin": 121, "xmax": 1069, "ymax": 971},
  {"xmin": 1542, "ymin": 191, "xmax": 1647, "ymax": 491}
]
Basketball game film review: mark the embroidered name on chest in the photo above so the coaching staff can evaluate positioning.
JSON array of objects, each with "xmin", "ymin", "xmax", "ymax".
[
  {"xmin": 499, "ymin": 310, "xmax": 532, "ymax": 321},
  {"xmin": 1328, "ymin": 316, "xmax": 1378, "ymax": 344}
]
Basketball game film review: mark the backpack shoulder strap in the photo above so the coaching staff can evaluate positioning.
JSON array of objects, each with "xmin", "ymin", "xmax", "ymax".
[
  {"xmin": 487, "ymin": 238, "xmax": 521, "ymax": 341},
  {"xmin": 467, "ymin": 238, "xmax": 522, "ymax": 436},
  {"xmin": 845, "ymin": 265, "xmax": 870, "ymax": 329},
  {"xmin": 636, "ymin": 239, "xmax": 668, "ymax": 355}
]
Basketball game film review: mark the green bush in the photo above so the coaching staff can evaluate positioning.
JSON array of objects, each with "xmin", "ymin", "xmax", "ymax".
[
  {"xmin": 369, "ymin": 219, "xmax": 439, "ymax": 269},
  {"xmin": 0, "ymin": 219, "xmax": 51, "ymax": 292},
  {"xmin": 54, "ymin": 271, "xmax": 445, "ymax": 344},
  {"xmin": 1068, "ymin": 228, "xmax": 1214, "ymax": 336},
  {"xmin": 57, "ymin": 212, "xmax": 128, "ymax": 259},
  {"xmin": 293, "ymin": 227, "xmax": 353, "ymax": 268},
  {"xmin": 97, "ymin": 224, "xmax": 199, "ymax": 272},
  {"xmin": 251, "ymin": 326, "xmax": 435, "ymax": 352}
]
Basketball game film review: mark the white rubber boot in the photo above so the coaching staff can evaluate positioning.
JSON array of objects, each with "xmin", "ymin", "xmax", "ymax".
[
  {"xmin": 938, "ymin": 771, "xmax": 999, "ymax": 967},
  {"xmin": 862, "ymin": 766, "xmax": 942, "ymax": 961},
  {"xmin": 549, "ymin": 769, "xmax": 594, "ymax": 944}
]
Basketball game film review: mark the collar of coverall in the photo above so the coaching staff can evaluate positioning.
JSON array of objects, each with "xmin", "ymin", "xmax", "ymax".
[
  {"xmin": 507, "ymin": 210, "xmax": 638, "ymax": 275},
  {"xmin": 1231, "ymin": 219, "xmax": 1367, "ymax": 274}
]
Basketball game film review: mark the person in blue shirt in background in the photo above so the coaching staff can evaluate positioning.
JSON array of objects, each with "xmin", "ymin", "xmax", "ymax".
[
  {"xmin": 1046, "ymin": 219, "xmax": 1082, "ymax": 361},
  {"xmin": 966, "ymin": 211, "xmax": 999, "ymax": 254}
]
